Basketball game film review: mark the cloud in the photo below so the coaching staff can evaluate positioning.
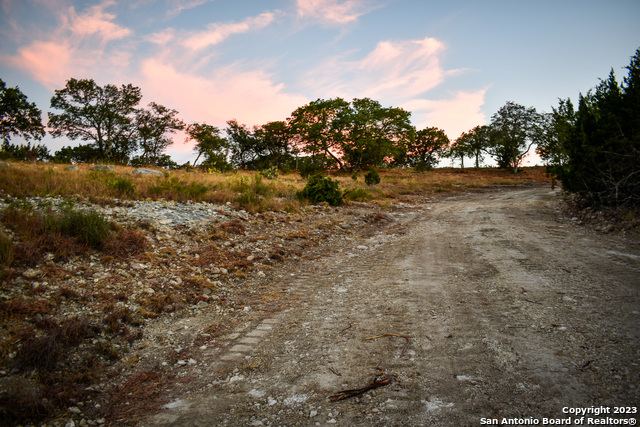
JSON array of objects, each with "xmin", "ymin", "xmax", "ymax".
[
  {"xmin": 166, "ymin": 0, "xmax": 213, "ymax": 17},
  {"xmin": 402, "ymin": 89, "xmax": 488, "ymax": 139},
  {"xmin": 305, "ymin": 36, "xmax": 460, "ymax": 102},
  {"xmin": 139, "ymin": 58, "xmax": 308, "ymax": 130},
  {"xmin": 3, "ymin": 1, "xmax": 133, "ymax": 89},
  {"xmin": 67, "ymin": 1, "xmax": 132, "ymax": 42},
  {"xmin": 182, "ymin": 12, "xmax": 276, "ymax": 50},
  {"xmin": 296, "ymin": 0, "xmax": 372, "ymax": 25}
]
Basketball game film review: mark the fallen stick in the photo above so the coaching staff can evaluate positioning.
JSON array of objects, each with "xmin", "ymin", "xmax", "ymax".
[
  {"xmin": 329, "ymin": 377, "xmax": 392, "ymax": 402},
  {"xmin": 364, "ymin": 333, "xmax": 414, "ymax": 340}
]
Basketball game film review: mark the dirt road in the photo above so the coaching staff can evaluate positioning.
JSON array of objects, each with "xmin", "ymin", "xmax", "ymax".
[{"xmin": 144, "ymin": 187, "xmax": 640, "ymax": 426}]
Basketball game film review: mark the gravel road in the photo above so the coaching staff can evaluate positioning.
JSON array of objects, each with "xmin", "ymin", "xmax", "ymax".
[{"xmin": 143, "ymin": 186, "xmax": 640, "ymax": 426}]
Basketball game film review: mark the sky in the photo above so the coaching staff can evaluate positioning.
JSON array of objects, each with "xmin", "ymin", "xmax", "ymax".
[{"xmin": 1, "ymin": 0, "xmax": 639, "ymax": 166}]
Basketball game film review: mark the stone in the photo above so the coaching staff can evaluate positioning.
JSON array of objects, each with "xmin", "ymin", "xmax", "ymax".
[
  {"xmin": 132, "ymin": 168, "xmax": 164, "ymax": 176},
  {"xmin": 90, "ymin": 165, "xmax": 115, "ymax": 172},
  {"xmin": 22, "ymin": 268, "xmax": 42, "ymax": 279},
  {"xmin": 66, "ymin": 165, "xmax": 79, "ymax": 171},
  {"xmin": 0, "ymin": 162, "xmax": 10, "ymax": 168}
]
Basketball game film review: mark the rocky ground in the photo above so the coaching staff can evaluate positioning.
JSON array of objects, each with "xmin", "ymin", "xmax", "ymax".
[
  {"xmin": 2, "ymin": 185, "xmax": 639, "ymax": 426},
  {"xmin": 0, "ymin": 190, "xmax": 423, "ymax": 426}
]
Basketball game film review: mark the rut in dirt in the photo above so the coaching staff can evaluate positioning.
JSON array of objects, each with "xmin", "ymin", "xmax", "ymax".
[{"xmin": 145, "ymin": 187, "xmax": 640, "ymax": 427}]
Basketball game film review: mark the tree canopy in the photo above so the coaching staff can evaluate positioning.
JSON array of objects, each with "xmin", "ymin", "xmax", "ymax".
[{"xmin": 0, "ymin": 79, "xmax": 45, "ymax": 144}]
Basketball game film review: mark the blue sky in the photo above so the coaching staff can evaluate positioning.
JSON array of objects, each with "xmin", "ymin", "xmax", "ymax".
[{"xmin": 1, "ymin": 0, "xmax": 639, "ymax": 165}]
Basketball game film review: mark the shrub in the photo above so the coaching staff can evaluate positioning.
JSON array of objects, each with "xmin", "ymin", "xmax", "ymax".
[
  {"xmin": 259, "ymin": 166, "xmax": 279, "ymax": 179},
  {"xmin": 47, "ymin": 208, "xmax": 112, "ymax": 249},
  {"xmin": 344, "ymin": 187, "xmax": 373, "ymax": 202},
  {"xmin": 296, "ymin": 173, "xmax": 343, "ymax": 206},
  {"xmin": 109, "ymin": 177, "xmax": 135, "ymax": 196},
  {"xmin": 364, "ymin": 167, "xmax": 381, "ymax": 186}
]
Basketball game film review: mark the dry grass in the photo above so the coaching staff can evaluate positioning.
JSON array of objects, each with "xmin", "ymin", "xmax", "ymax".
[{"xmin": 0, "ymin": 162, "xmax": 550, "ymax": 210}]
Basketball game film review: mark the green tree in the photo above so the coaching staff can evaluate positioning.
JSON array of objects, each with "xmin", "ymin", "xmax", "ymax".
[
  {"xmin": 135, "ymin": 102, "xmax": 184, "ymax": 166},
  {"xmin": 0, "ymin": 79, "xmax": 45, "ymax": 144},
  {"xmin": 406, "ymin": 126, "xmax": 449, "ymax": 171},
  {"xmin": 185, "ymin": 122, "xmax": 230, "ymax": 169},
  {"xmin": 452, "ymin": 125, "xmax": 491, "ymax": 168},
  {"xmin": 253, "ymin": 121, "xmax": 295, "ymax": 169},
  {"xmin": 227, "ymin": 119, "xmax": 261, "ymax": 168},
  {"xmin": 338, "ymin": 98, "xmax": 413, "ymax": 171},
  {"xmin": 489, "ymin": 101, "xmax": 543, "ymax": 173},
  {"xmin": 556, "ymin": 49, "xmax": 640, "ymax": 206},
  {"xmin": 0, "ymin": 141, "xmax": 50, "ymax": 161},
  {"xmin": 288, "ymin": 98, "xmax": 350, "ymax": 170},
  {"xmin": 53, "ymin": 144, "xmax": 102, "ymax": 164},
  {"xmin": 537, "ymin": 100, "xmax": 574, "ymax": 172},
  {"xmin": 48, "ymin": 78, "xmax": 142, "ymax": 162}
]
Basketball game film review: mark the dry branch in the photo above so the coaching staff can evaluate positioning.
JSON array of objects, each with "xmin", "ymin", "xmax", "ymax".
[
  {"xmin": 329, "ymin": 377, "xmax": 392, "ymax": 402},
  {"xmin": 364, "ymin": 333, "xmax": 414, "ymax": 340}
]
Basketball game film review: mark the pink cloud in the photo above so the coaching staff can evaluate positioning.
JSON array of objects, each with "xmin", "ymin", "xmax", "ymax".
[
  {"xmin": 182, "ymin": 12, "xmax": 276, "ymax": 50},
  {"xmin": 305, "ymin": 36, "xmax": 460, "ymax": 104},
  {"xmin": 139, "ymin": 58, "xmax": 308, "ymax": 129},
  {"xmin": 67, "ymin": 1, "xmax": 132, "ymax": 42},
  {"xmin": 5, "ymin": 41, "xmax": 73, "ymax": 89},
  {"xmin": 296, "ymin": 0, "xmax": 372, "ymax": 24},
  {"xmin": 403, "ymin": 89, "xmax": 488, "ymax": 139},
  {"xmin": 3, "ymin": 1, "xmax": 133, "ymax": 89}
]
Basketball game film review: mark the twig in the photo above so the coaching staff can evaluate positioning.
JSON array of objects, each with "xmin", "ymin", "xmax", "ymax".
[
  {"xmin": 364, "ymin": 333, "xmax": 414, "ymax": 340},
  {"xmin": 329, "ymin": 377, "xmax": 392, "ymax": 402},
  {"xmin": 328, "ymin": 366, "xmax": 342, "ymax": 376},
  {"xmin": 340, "ymin": 323, "xmax": 352, "ymax": 333}
]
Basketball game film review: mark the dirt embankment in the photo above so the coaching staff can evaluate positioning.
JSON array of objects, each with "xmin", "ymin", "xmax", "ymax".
[{"xmin": 141, "ymin": 187, "xmax": 640, "ymax": 426}]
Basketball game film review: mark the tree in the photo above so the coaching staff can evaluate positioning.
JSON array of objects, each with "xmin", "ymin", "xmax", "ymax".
[
  {"xmin": 53, "ymin": 144, "xmax": 102, "ymax": 164},
  {"xmin": 253, "ymin": 121, "xmax": 295, "ymax": 169},
  {"xmin": 338, "ymin": 98, "xmax": 414, "ymax": 171},
  {"xmin": 288, "ymin": 98, "xmax": 350, "ymax": 170},
  {"xmin": 405, "ymin": 126, "xmax": 449, "ymax": 171},
  {"xmin": 537, "ymin": 100, "xmax": 574, "ymax": 174},
  {"xmin": 452, "ymin": 125, "xmax": 491, "ymax": 168},
  {"xmin": 0, "ymin": 141, "xmax": 50, "ymax": 161},
  {"xmin": 48, "ymin": 78, "xmax": 142, "ymax": 162},
  {"xmin": 185, "ymin": 122, "xmax": 231, "ymax": 170},
  {"xmin": 489, "ymin": 101, "xmax": 543, "ymax": 173},
  {"xmin": 555, "ymin": 48, "xmax": 640, "ymax": 206},
  {"xmin": 227, "ymin": 119, "xmax": 261, "ymax": 168},
  {"xmin": 0, "ymin": 79, "xmax": 45, "ymax": 144},
  {"xmin": 135, "ymin": 102, "xmax": 184, "ymax": 166}
]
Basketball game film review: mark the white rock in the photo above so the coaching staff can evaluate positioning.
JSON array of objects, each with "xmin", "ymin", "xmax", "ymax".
[{"xmin": 23, "ymin": 268, "xmax": 42, "ymax": 279}]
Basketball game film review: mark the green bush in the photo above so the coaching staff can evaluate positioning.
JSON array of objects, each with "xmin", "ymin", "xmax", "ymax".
[
  {"xmin": 344, "ymin": 187, "xmax": 373, "ymax": 202},
  {"xmin": 296, "ymin": 173, "xmax": 343, "ymax": 206},
  {"xmin": 109, "ymin": 177, "xmax": 135, "ymax": 196},
  {"xmin": 364, "ymin": 167, "xmax": 381, "ymax": 186},
  {"xmin": 259, "ymin": 166, "xmax": 279, "ymax": 179},
  {"xmin": 47, "ymin": 208, "xmax": 112, "ymax": 249}
]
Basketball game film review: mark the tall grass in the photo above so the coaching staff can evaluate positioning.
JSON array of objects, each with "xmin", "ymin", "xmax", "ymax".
[{"xmin": 0, "ymin": 162, "xmax": 550, "ymax": 209}]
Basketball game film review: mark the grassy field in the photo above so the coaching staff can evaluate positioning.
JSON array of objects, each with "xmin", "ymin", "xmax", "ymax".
[{"xmin": 0, "ymin": 163, "xmax": 551, "ymax": 210}]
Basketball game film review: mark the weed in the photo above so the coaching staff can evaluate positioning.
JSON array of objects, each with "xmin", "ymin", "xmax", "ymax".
[
  {"xmin": 0, "ymin": 230, "xmax": 13, "ymax": 268},
  {"xmin": 259, "ymin": 166, "xmax": 279, "ymax": 179},
  {"xmin": 344, "ymin": 187, "xmax": 373, "ymax": 202},
  {"xmin": 104, "ymin": 228, "xmax": 148, "ymax": 259},
  {"xmin": 48, "ymin": 208, "xmax": 112, "ymax": 249},
  {"xmin": 109, "ymin": 176, "xmax": 135, "ymax": 196},
  {"xmin": 219, "ymin": 220, "xmax": 245, "ymax": 234}
]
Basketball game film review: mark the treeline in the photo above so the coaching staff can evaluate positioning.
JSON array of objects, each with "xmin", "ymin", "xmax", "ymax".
[
  {"xmin": 1, "ymin": 76, "xmax": 545, "ymax": 174},
  {"xmin": 1, "ymin": 47, "xmax": 639, "ymax": 206}
]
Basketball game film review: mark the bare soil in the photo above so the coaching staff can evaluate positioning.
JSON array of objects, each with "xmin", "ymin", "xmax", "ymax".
[{"xmin": 137, "ymin": 186, "xmax": 640, "ymax": 426}]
